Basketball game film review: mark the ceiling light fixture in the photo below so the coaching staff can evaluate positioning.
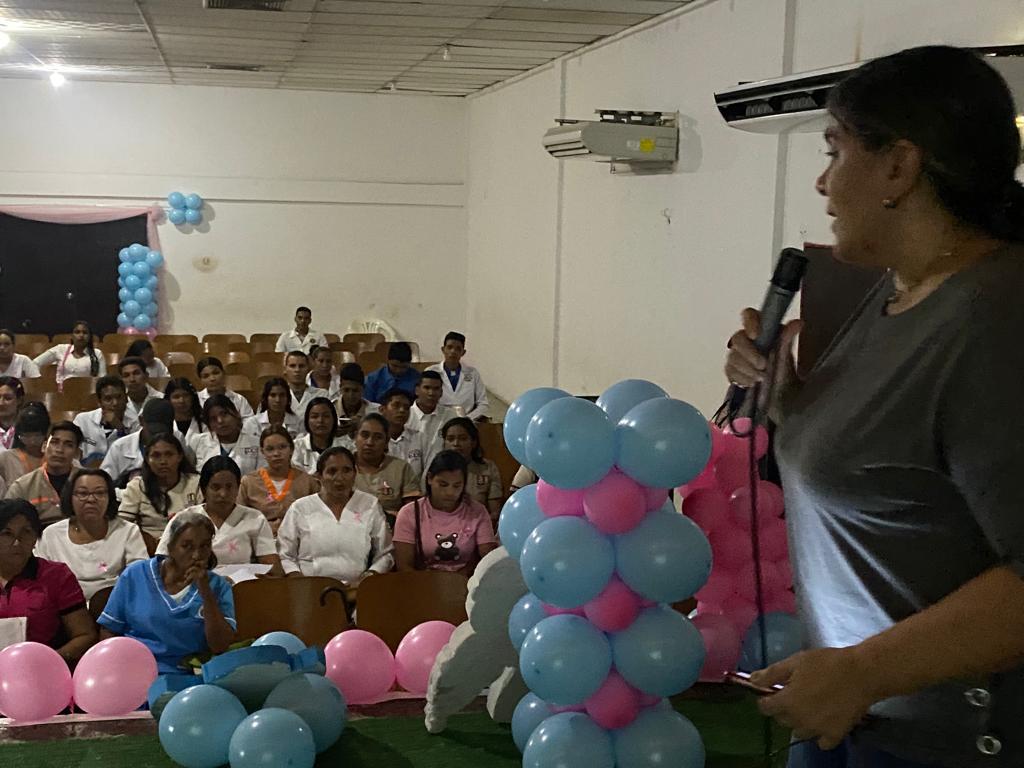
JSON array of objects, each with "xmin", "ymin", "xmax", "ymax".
[
  {"xmin": 0, "ymin": 31, "xmax": 10, "ymax": 50},
  {"xmin": 49, "ymin": 71, "xmax": 66, "ymax": 88},
  {"xmin": 442, "ymin": 45, "xmax": 451, "ymax": 61}
]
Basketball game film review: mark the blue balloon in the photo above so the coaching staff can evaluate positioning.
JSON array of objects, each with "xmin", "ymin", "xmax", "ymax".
[
  {"xmin": 145, "ymin": 274, "xmax": 159, "ymax": 290},
  {"xmin": 739, "ymin": 612, "xmax": 804, "ymax": 672},
  {"xmin": 159, "ymin": 684, "xmax": 247, "ymax": 768},
  {"xmin": 497, "ymin": 485, "xmax": 545, "ymax": 561},
  {"xmin": 263, "ymin": 673, "xmax": 346, "ymax": 753},
  {"xmin": 144, "ymin": 302, "xmax": 159, "ymax": 318},
  {"xmin": 596, "ymin": 379, "xmax": 668, "ymax": 425},
  {"xmin": 118, "ymin": 288, "xmax": 132, "ymax": 303},
  {"xmin": 525, "ymin": 397, "xmax": 615, "ymax": 489},
  {"xmin": 132, "ymin": 261, "xmax": 151, "ymax": 278},
  {"xmin": 519, "ymin": 615, "xmax": 611, "ymax": 706},
  {"xmin": 146, "ymin": 250, "xmax": 164, "ymax": 269},
  {"xmin": 184, "ymin": 193, "xmax": 204, "ymax": 210},
  {"xmin": 134, "ymin": 314, "xmax": 152, "ymax": 331},
  {"xmin": 117, "ymin": 313, "xmax": 131, "ymax": 328},
  {"xmin": 520, "ymin": 516, "xmax": 614, "ymax": 608},
  {"xmin": 523, "ymin": 713, "xmax": 614, "ymax": 768},
  {"xmin": 229, "ymin": 707, "xmax": 315, "ymax": 768},
  {"xmin": 509, "ymin": 594, "xmax": 548, "ymax": 651},
  {"xmin": 133, "ymin": 287, "xmax": 153, "ymax": 305},
  {"xmin": 613, "ymin": 707, "xmax": 705, "ymax": 768},
  {"xmin": 253, "ymin": 631, "xmax": 306, "ymax": 655},
  {"xmin": 169, "ymin": 208, "xmax": 187, "ymax": 225},
  {"xmin": 118, "ymin": 247, "xmax": 131, "ymax": 263},
  {"xmin": 185, "ymin": 208, "xmax": 203, "ymax": 225},
  {"xmin": 504, "ymin": 387, "xmax": 571, "ymax": 465},
  {"xmin": 616, "ymin": 398, "xmax": 712, "ymax": 488},
  {"xmin": 512, "ymin": 693, "xmax": 551, "ymax": 753},
  {"xmin": 129, "ymin": 243, "xmax": 148, "ymax": 261},
  {"xmin": 125, "ymin": 274, "xmax": 142, "ymax": 291},
  {"xmin": 168, "ymin": 191, "xmax": 186, "ymax": 209},
  {"xmin": 615, "ymin": 502, "xmax": 712, "ymax": 603},
  {"xmin": 118, "ymin": 276, "xmax": 126, "ymax": 288},
  {"xmin": 117, "ymin": 262, "xmax": 131, "ymax": 277},
  {"xmin": 123, "ymin": 300, "xmax": 141, "ymax": 317},
  {"xmin": 611, "ymin": 606, "xmax": 705, "ymax": 697}
]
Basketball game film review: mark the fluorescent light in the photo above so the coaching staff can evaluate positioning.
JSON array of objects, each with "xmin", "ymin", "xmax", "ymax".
[
  {"xmin": 0, "ymin": 31, "xmax": 10, "ymax": 50},
  {"xmin": 49, "ymin": 71, "xmax": 66, "ymax": 87}
]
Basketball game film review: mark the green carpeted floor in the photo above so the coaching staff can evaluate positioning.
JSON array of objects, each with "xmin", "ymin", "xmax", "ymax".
[{"xmin": 0, "ymin": 695, "xmax": 789, "ymax": 768}]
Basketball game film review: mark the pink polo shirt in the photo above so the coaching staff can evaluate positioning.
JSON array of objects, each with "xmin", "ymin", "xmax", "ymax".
[
  {"xmin": 0, "ymin": 557, "xmax": 86, "ymax": 647},
  {"xmin": 393, "ymin": 497, "xmax": 496, "ymax": 572}
]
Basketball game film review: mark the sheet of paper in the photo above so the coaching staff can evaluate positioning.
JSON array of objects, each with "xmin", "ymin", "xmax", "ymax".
[
  {"xmin": 214, "ymin": 563, "xmax": 272, "ymax": 583},
  {"xmin": 0, "ymin": 617, "xmax": 27, "ymax": 651}
]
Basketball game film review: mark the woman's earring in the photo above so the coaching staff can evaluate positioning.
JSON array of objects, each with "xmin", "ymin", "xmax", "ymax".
[{"xmin": 882, "ymin": 198, "xmax": 898, "ymax": 209}]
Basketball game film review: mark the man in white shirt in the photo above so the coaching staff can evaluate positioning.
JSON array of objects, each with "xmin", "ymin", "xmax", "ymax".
[
  {"xmin": 102, "ymin": 399, "xmax": 176, "ymax": 488},
  {"xmin": 407, "ymin": 370, "xmax": 456, "ymax": 471},
  {"xmin": 427, "ymin": 331, "xmax": 490, "ymax": 422},
  {"xmin": 75, "ymin": 375, "xmax": 134, "ymax": 466},
  {"xmin": 284, "ymin": 351, "xmax": 327, "ymax": 419},
  {"xmin": 380, "ymin": 388, "xmax": 427, "ymax": 478},
  {"xmin": 275, "ymin": 306, "xmax": 326, "ymax": 354},
  {"xmin": 334, "ymin": 363, "xmax": 378, "ymax": 438},
  {"xmin": 119, "ymin": 356, "xmax": 163, "ymax": 428}
]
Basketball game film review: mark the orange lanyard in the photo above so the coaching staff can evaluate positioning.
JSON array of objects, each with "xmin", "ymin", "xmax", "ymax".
[{"xmin": 259, "ymin": 468, "xmax": 294, "ymax": 502}]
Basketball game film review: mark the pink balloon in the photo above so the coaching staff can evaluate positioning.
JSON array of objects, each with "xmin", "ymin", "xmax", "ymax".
[
  {"xmin": 764, "ymin": 590, "xmax": 797, "ymax": 615},
  {"xmin": 145, "ymin": 327, "xmax": 158, "ymax": 340},
  {"xmin": 714, "ymin": 448, "xmax": 755, "ymax": 494},
  {"xmin": 736, "ymin": 561, "xmax": 785, "ymax": 603},
  {"xmin": 395, "ymin": 621, "xmax": 456, "ymax": 695},
  {"xmin": 724, "ymin": 418, "xmax": 769, "ymax": 459},
  {"xmin": 543, "ymin": 603, "xmax": 586, "ymax": 617},
  {"xmin": 678, "ymin": 464, "xmax": 717, "ymax": 497},
  {"xmin": 584, "ymin": 576, "xmax": 642, "ymax": 632},
  {"xmin": 583, "ymin": 472, "xmax": 647, "ymax": 534},
  {"xmin": 729, "ymin": 482, "xmax": 785, "ymax": 529},
  {"xmin": 708, "ymin": 524, "xmax": 752, "ymax": 571},
  {"xmin": 73, "ymin": 637, "xmax": 157, "ymax": 716},
  {"xmin": 536, "ymin": 480, "xmax": 585, "ymax": 517},
  {"xmin": 719, "ymin": 596, "xmax": 759, "ymax": 637},
  {"xmin": 585, "ymin": 671, "xmax": 641, "ymax": 729},
  {"xmin": 124, "ymin": 326, "xmax": 138, "ymax": 335},
  {"xmin": 692, "ymin": 613, "xmax": 743, "ymax": 682},
  {"xmin": 774, "ymin": 559, "xmax": 793, "ymax": 588},
  {"xmin": 641, "ymin": 485, "xmax": 670, "ymax": 512},
  {"xmin": 695, "ymin": 568, "xmax": 735, "ymax": 607},
  {"xmin": 681, "ymin": 488, "xmax": 730, "ymax": 535},
  {"xmin": 759, "ymin": 518, "xmax": 790, "ymax": 561},
  {"xmin": 325, "ymin": 630, "xmax": 396, "ymax": 704},
  {"xmin": 638, "ymin": 692, "xmax": 661, "ymax": 707},
  {"xmin": 0, "ymin": 642, "xmax": 72, "ymax": 721}
]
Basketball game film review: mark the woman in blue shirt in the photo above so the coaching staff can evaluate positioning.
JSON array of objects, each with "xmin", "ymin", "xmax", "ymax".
[{"xmin": 97, "ymin": 510, "xmax": 236, "ymax": 673}]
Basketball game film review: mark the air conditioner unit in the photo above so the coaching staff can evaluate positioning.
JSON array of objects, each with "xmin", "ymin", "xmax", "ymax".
[{"xmin": 543, "ymin": 110, "xmax": 678, "ymax": 172}]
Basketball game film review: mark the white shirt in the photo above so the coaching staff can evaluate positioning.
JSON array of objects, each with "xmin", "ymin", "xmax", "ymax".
[
  {"xmin": 101, "ymin": 431, "xmax": 144, "ymax": 483},
  {"xmin": 189, "ymin": 431, "xmax": 262, "ymax": 475},
  {"xmin": 155, "ymin": 503, "xmax": 275, "ymax": 565},
  {"xmin": 173, "ymin": 418, "xmax": 204, "ymax": 449},
  {"xmin": 198, "ymin": 388, "xmax": 255, "ymax": 419},
  {"xmin": 75, "ymin": 408, "xmax": 136, "ymax": 466},
  {"xmin": 33, "ymin": 344, "xmax": 107, "ymax": 382},
  {"xmin": 426, "ymin": 363, "xmax": 489, "ymax": 421},
  {"xmin": 36, "ymin": 517, "xmax": 148, "ymax": 600},
  {"xmin": 289, "ymin": 385, "xmax": 329, "ymax": 419},
  {"xmin": 408, "ymin": 402, "xmax": 458, "ymax": 469},
  {"xmin": 0, "ymin": 354, "xmax": 40, "ymax": 379},
  {"xmin": 291, "ymin": 434, "xmax": 350, "ymax": 475},
  {"xmin": 124, "ymin": 385, "xmax": 164, "ymax": 428},
  {"xmin": 278, "ymin": 491, "xmax": 394, "ymax": 582},
  {"xmin": 243, "ymin": 411, "xmax": 305, "ymax": 440},
  {"xmin": 389, "ymin": 426, "xmax": 426, "ymax": 478},
  {"xmin": 275, "ymin": 329, "xmax": 326, "ymax": 354},
  {"xmin": 147, "ymin": 359, "xmax": 170, "ymax": 379},
  {"xmin": 307, "ymin": 371, "xmax": 341, "ymax": 400}
]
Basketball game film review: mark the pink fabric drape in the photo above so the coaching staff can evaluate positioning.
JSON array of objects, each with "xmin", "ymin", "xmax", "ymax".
[{"xmin": 0, "ymin": 205, "xmax": 164, "ymax": 255}]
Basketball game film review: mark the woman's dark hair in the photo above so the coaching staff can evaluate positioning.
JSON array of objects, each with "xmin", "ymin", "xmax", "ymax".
[
  {"xmin": 196, "ymin": 356, "xmax": 224, "ymax": 377},
  {"xmin": 72, "ymin": 321, "xmax": 101, "ymax": 376},
  {"xmin": 0, "ymin": 498, "xmax": 42, "ymax": 537},
  {"xmin": 259, "ymin": 377, "xmax": 293, "ymax": 414},
  {"xmin": 202, "ymin": 393, "xmax": 241, "ymax": 428},
  {"xmin": 164, "ymin": 377, "xmax": 203, "ymax": 429},
  {"xmin": 199, "ymin": 454, "xmax": 241, "ymax": 492},
  {"xmin": 260, "ymin": 424, "xmax": 295, "ymax": 449},
  {"xmin": 0, "ymin": 328, "xmax": 15, "ymax": 345},
  {"xmin": 61, "ymin": 468, "xmax": 118, "ymax": 520},
  {"xmin": 828, "ymin": 45, "xmax": 1024, "ymax": 240},
  {"xmin": 316, "ymin": 445, "xmax": 355, "ymax": 475},
  {"xmin": 0, "ymin": 375, "xmax": 25, "ymax": 402},
  {"xmin": 426, "ymin": 449, "xmax": 469, "ymax": 486},
  {"xmin": 141, "ymin": 433, "xmax": 196, "ymax": 517},
  {"xmin": 358, "ymin": 412, "xmax": 389, "ymax": 434},
  {"xmin": 12, "ymin": 402, "xmax": 49, "ymax": 449},
  {"xmin": 125, "ymin": 339, "xmax": 153, "ymax": 359},
  {"xmin": 304, "ymin": 397, "xmax": 339, "ymax": 449},
  {"xmin": 441, "ymin": 417, "xmax": 484, "ymax": 463}
]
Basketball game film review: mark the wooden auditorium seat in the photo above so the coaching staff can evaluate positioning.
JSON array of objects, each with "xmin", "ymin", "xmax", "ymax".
[
  {"xmin": 233, "ymin": 576, "xmax": 351, "ymax": 647},
  {"xmin": 355, "ymin": 571, "xmax": 468, "ymax": 652},
  {"xmin": 248, "ymin": 333, "xmax": 279, "ymax": 345},
  {"xmin": 202, "ymin": 334, "xmax": 246, "ymax": 346}
]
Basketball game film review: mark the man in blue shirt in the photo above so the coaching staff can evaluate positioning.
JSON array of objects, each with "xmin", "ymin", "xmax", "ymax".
[{"xmin": 364, "ymin": 341, "xmax": 421, "ymax": 404}]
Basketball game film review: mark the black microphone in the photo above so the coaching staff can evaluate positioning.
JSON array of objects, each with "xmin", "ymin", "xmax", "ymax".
[{"xmin": 727, "ymin": 247, "xmax": 809, "ymax": 413}]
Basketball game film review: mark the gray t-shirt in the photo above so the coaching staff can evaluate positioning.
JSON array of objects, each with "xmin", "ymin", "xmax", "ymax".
[{"xmin": 775, "ymin": 247, "xmax": 1024, "ymax": 767}]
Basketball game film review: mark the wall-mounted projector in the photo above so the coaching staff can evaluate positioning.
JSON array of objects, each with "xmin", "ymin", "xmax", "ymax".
[{"xmin": 543, "ymin": 110, "xmax": 678, "ymax": 173}]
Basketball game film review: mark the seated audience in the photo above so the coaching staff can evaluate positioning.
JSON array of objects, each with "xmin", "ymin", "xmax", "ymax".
[
  {"xmin": 408, "ymin": 370, "xmax": 456, "ymax": 468},
  {"xmin": 278, "ymin": 446, "xmax": 393, "ymax": 586},
  {"xmin": 0, "ymin": 403, "xmax": 48, "ymax": 487},
  {"xmin": 334, "ymin": 363, "xmax": 376, "ymax": 438},
  {"xmin": 308, "ymin": 345, "xmax": 341, "ymax": 400},
  {"xmin": 364, "ymin": 342, "xmax": 420, "ymax": 403},
  {"xmin": 238, "ymin": 426, "xmax": 319, "ymax": 536},
  {"xmin": 380, "ymin": 388, "xmax": 426, "ymax": 478},
  {"xmin": 275, "ymin": 306, "xmax": 325, "ymax": 354},
  {"xmin": 0, "ymin": 329, "xmax": 40, "ymax": 379},
  {"xmin": 426, "ymin": 332, "xmax": 489, "ymax": 421},
  {"xmin": 284, "ymin": 351, "xmax": 327, "ymax": 417},
  {"xmin": 243, "ymin": 377, "xmax": 303, "ymax": 439},
  {"xmin": 36, "ymin": 469, "xmax": 147, "ymax": 600},
  {"xmin": 0, "ymin": 499, "xmax": 97, "ymax": 661},
  {"xmin": 102, "ymin": 399, "xmax": 176, "ymax": 487},
  {"xmin": 119, "ymin": 433, "xmax": 201, "ymax": 552},
  {"xmin": 292, "ymin": 397, "xmax": 348, "ymax": 474},
  {"xmin": 352, "ymin": 413, "xmax": 420, "ymax": 523},
  {"xmin": 0, "ymin": 375, "xmax": 25, "ymax": 451},
  {"xmin": 75, "ymin": 375, "xmax": 131, "ymax": 467},
  {"xmin": 393, "ymin": 451, "xmax": 497, "ymax": 576},
  {"xmin": 120, "ymin": 356, "xmax": 163, "ymax": 426},
  {"xmin": 442, "ymin": 417, "xmax": 503, "ymax": 526},
  {"xmin": 196, "ymin": 356, "xmax": 254, "ymax": 419},
  {"xmin": 126, "ymin": 339, "xmax": 170, "ymax": 379},
  {"xmin": 5, "ymin": 421, "xmax": 82, "ymax": 527},
  {"xmin": 157, "ymin": 456, "xmax": 282, "ymax": 575},
  {"xmin": 165, "ymin": 377, "xmax": 204, "ymax": 446},
  {"xmin": 510, "ymin": 465, "xmax": 539, "ymax": 493},
  {"xmin": 98, "ymin": 510, "xmax": 236, "ymax": 673},
  {"xmin": 33, "ymin": 320, "xmax": 106, "ymax": 384},
  {"xmin": 190, "ymin": 395, "xmax": 261, "ymax": 475}
]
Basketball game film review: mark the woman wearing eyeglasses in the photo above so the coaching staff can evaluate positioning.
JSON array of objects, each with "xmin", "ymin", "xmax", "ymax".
[{"xmin": 36, "ymin": 469, "xmax": 148, "ymax": 601}]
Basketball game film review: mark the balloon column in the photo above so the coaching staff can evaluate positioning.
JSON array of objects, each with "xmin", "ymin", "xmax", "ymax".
[
  {"xmin": 117, "ymin": 243, "xmax": 164, "ymax": 336},
  {"xmin": 501, "ymin": 380, "xmax": 711, "ymax": 768},
  {"xmin": 167, "ymin": 191, "xmax": 204, "ymax": 226}
]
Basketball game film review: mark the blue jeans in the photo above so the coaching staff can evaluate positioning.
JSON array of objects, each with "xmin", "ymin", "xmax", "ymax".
[{"xmin": 787, "ymin": 740, "xmax": 936, "ymax": 768}]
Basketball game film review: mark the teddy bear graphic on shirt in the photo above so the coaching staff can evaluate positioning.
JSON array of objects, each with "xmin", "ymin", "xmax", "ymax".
[{"xmin": 434, "ymin": 532, "xmax": 461, "ymax": 562}]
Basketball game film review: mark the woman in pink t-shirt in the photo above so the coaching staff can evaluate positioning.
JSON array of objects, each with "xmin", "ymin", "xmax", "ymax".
[{"xmin": 393, "ymin": 450, "xmax": 497, "ymax": 576}]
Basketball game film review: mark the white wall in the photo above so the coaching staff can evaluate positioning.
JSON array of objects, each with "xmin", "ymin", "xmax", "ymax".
[{"xmin": 0, "ymin": 78, "xmax": 468, "ymax": 349}]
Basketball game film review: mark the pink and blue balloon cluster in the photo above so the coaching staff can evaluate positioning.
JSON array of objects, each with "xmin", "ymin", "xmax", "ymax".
[
  {"xmin": 167, "ymin": 191, "xmax": 204, "ymax": 226},
  {"xmin": 116, "ymin": 242, "xmax": 163, "ymax": 334},
  {"xmin": 500, "ymin": 380, "xmax": 713, "ymax": 768}
]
